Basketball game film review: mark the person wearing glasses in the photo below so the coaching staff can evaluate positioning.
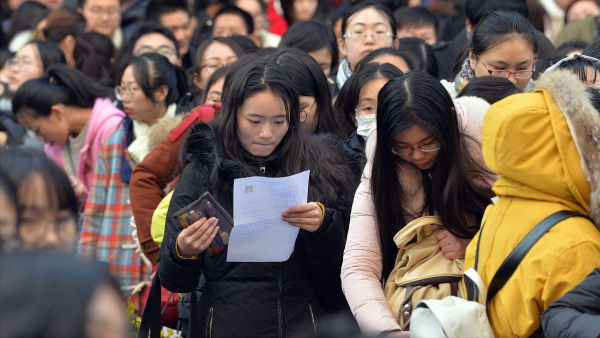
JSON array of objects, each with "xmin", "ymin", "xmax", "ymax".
[
  {"xmin": 111, "ymin": 22, "xmax": 182, "ymax": 85},
  {"xmin": 272, "ymin": 48, "xmax": 348, "ymax": 139},
  {"xmin": 146, "ymin": 0, "xmax": 195, "ymax": 70},
  {"xmin": 77, "ymin": 0, "xmax": 123, "ymax": 49},
  {"xmin": 12, "ymin": 65, "xmax": 124, "ymax": 205},
  {"xmin": 0, "ymin": 148, "xmax": 80, "ymax": 252},
  {"xmin": 191, "ymin": 37, "xmax": 243, "ymax": 96},
  {"xmin": 4, "ymin": 41, "xmax": 65, "ymax": 103},
  {"xmin": 81, "ymin": 53, "xmax": 187, "ymax": 310},
  {"xmin": 444, "ymin": 10, "xmax": 538, "ymax": 98},
  {"xmin": 333, "ymin": 62, "xmax": 403, "ymax": 187},
  {"xmin": 336, "ymin": 1, "xmax": 399, "ymax": 90},
  {"xmin": 342, "ymin": 72, "xmax": 495, "ymax": 336}
]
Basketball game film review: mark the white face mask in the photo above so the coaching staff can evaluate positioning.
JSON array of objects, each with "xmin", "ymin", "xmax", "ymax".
[{"xmin": 356, "ymin": 114, "xmax": 377, "ymax": 141}]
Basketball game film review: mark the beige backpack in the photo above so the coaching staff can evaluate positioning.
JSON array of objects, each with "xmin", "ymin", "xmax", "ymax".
[{"xmin": 384, "ymin": 216, "xmax": 464, "ymax": 330}]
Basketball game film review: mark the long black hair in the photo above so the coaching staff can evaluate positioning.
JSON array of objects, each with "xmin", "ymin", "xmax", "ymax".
[
  {"xmin": 333, "ymin": 62, "xmax": 404, "ymax": 137},
  {"xmin": 123, "ymin": 53, "xmax": 188, "ymax": 106},
  {"xmin": 279, "ymin": 20, "xmax": 339, "ymax": 73},
  {"xmin": 271, "ymin": 47, "xmax": 347, "ymax": 139},
  {"xmin": 372, "ymin": 71, "xmax": 493, "ymax": 276},
  {"xmin": 213, "ymin": 58, "xmax": 352, "ymax": 209},
  {"xmin": 584, "ymin": 39, "xmax": 600, "ymax": 59},
  {"xmin": 13, "ymin": 64, "xmax": 109, "ymax": 118},
  {"xmin": 453, "ymin": 10, "xmax": 538, "ymax": 77}
]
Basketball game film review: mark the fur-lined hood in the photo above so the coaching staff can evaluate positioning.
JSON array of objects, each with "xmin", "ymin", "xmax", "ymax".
[
  {"xmin": 536, "ymin": 70, "xmax": 600, "ymax": 226},
  {"xmin": 483, "ymin": 70, "xmax": 600, "ymax": 226}
]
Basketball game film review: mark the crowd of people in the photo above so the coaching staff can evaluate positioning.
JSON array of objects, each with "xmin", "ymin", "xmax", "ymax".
[{"xmin": 0, "ymin": 0, "xmax": 599, "ymax": 337}]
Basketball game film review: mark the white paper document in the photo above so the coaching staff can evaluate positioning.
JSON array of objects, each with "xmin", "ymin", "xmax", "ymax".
[{"xmin": 226, "ymin": 170, "xmax": 310, "ymax": 262}]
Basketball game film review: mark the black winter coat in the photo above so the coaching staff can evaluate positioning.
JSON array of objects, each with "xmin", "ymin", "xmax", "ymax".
[
  {"xmin": 541, "ymin": 268, "xmax": 600, "ymax": 338},
  {"xmin": 158, "ymin": 123, "xmax": 350, "ymax": 338}
]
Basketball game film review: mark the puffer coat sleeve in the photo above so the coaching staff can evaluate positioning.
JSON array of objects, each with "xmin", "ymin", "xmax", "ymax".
[
  {"xmin": 341, "ymin": 162, "xmax": 402, "ymax": 334},
  {"xmin": 157, "ymin": 163, "xmax": 204, "ymax": 293},
  {"xmin": 541, "ymin": 268, "xmax": 600, "ymax": 338}
]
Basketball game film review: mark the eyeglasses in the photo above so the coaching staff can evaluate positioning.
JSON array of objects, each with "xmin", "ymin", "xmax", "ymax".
[
  {"xmin": 478, "ymin": 57, "xmax": 535, "ymax": 80},
  {"xmin": 85, "ymin": 6, "xmax": 120, "ymax": 17},
  {"xmin": 135, "ymin": 46, "xmax": 177, "ymax": 58},
  {"xmin": 7, "ymin": 57, "xmax": 42, "ymax": 72},
  {"xmin": 391, "ymin": 141, "xmax": 441, "ymax": 156},
  {"xmin": 114, "ymin": 85, "xmax": 140, "ymax": 101},
  {"xmin": 205, "ymin": 95, "xmax": 221, "ymax": 104},
  {"xmin": 355, "ymin": 105, "xmax": 376, "ymax": 122},
  {"xmin": 201, "ymin": 62, "xmax": 227, "ymax": 75},
  {"xmin": 343, "ymin": 30, "xmax": 394, "ymax": 42},
  {"xmin": 18, "ymin": 213, "xmax": 79, "ymax": 245},
  {"xmin": 300, "ymin": 101, "xmax": 316, "ymax": 123}
]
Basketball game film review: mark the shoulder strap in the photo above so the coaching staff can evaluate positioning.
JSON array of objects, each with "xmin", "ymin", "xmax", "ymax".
[
  {"xmin": 467, "ymin": 222, "xmax": 486, "ymax": 302},
  {"xmin": 486, "ymin": 211, "xmax": 591, "ymax": 303},
  {"xmin": 138, "ymin": 272, "xmax": 163, "ymax": 338}
]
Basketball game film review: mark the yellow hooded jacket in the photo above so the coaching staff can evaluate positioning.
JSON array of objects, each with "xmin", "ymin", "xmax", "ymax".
[{"xmin": 464, "ymin": 70, "xmax": 600, "ymax": 338}]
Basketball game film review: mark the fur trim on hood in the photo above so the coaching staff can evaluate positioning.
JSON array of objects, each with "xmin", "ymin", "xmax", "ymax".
[
  {"xmin": 147, "ymin": 115, "xmax": 185, "ymax": 150},
  {"xmin": 536, "ymin": 70, "xmax": 600, "ymax": 226}
]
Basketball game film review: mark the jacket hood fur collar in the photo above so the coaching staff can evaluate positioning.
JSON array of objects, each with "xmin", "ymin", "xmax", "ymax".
[{"xmin": 536, "ymin": 70, "xmax": 600, "ymax": 226}]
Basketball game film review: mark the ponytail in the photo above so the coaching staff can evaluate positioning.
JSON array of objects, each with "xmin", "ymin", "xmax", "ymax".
[
  {"xmin": 74, "ymin": 32, "xmax": 115, "ymax": 82},
  {"xmin": 125, "ymin": 53, "xmax": 188, "ymax": 106},
  {"xmin": 13, "ymin": 65, "xmax": 109, "ymax": 118}
]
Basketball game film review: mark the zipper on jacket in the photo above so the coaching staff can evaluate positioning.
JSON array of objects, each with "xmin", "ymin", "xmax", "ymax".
[
  {"xmin": 278, "ymin": 262, "xmax": 284, "ymax": 338},
  {"xmin": 258, "ymin": 158, "xmax": 267, "ymax": 175},
  {"xmin": 308, "ymin": 302, "xmax": 317, "ymax": 335},
  {"xmin": 206, "ymin": 305, "xmax": 214, "ymax": 338}
]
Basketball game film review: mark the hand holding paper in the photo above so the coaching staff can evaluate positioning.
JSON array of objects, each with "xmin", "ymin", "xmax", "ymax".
[
  {"xmin": 281, "ymin": 202, "xmax": 323, "ymax": 232},
  {"xmin": 227, "ymin": 170, "xmax": 311, "ymax": 262}
]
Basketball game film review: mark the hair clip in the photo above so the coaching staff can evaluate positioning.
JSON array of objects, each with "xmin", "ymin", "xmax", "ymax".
[{"xmin": 544, "ymin": 54, "xmax": 600, "ymax": 74}]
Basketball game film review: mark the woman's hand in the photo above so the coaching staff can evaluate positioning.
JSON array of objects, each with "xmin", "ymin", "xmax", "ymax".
[
  {"xmin": 436, "ymin": 230, "xmax": 471, "ymax": 260},
  {"xmin": 281, "ymin": 202, "xmax": 323, "ymax": 232},
  {"xmin": 69, "ymin": 175, "xmax": 88, "ymax": 201},
  {"xmin": 176, "ymin": 217, "xmax": 219, "ymax": 258}
]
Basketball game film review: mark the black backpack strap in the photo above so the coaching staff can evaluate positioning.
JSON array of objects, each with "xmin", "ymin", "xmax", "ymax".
[
  {"xmin": 466, "ymin": 222, "xmax": 486, "ymax": 302},
  {"xmin": 138, "ymin": 272, "xmax": 163, "ymax": 338},
  {"xmin": 486, "ymin": 211, "xmax": 590, "ymax": 303}
]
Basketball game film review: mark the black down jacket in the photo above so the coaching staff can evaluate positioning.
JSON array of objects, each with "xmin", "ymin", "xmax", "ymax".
[
  {"xmin": 541, "ymin": 268, "xmax": 600, "ymax": 338},
  {"xmin": 158, "ymin": 123, "xmax": 351, "ymax": 338}
]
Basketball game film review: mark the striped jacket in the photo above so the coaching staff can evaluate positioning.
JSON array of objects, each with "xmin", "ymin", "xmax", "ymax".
[{"xmin": 80, "ymin": 125, "xmax": 151, "ymax": 308}]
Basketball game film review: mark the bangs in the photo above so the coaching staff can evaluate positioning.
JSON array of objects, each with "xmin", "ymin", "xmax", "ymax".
[{"xmin": 18, "ymin": 169, "xmax": 77, "ymax": 215}]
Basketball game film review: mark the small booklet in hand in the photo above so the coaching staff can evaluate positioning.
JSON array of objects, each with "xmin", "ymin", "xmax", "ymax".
[{"xmin": 172, "ymin": 192, "xmax": 234, "ymax": 256}]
